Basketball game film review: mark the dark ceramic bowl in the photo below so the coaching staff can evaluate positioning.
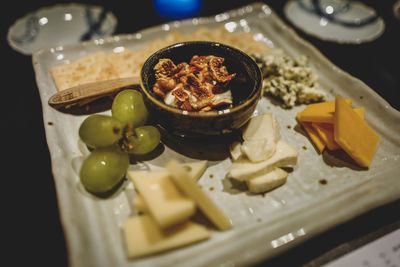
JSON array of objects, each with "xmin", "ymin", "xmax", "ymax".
[{"xmin": 140, "ymin": 41, "xmax": 262, "ymax": 136}]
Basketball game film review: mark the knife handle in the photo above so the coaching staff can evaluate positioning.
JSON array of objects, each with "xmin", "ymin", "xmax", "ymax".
[{"xmin": 48, "ymin": 77, "xmax": 140, "ymax": 109}]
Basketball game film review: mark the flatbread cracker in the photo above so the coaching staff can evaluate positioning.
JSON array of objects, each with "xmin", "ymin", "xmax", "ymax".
[
  {"xmin": 50, "ymin": 27, "xmax": 272, "ymax": 91},
  {"xmin": 107, "ymin": 50, "xmax": 140, "ymax": 78},
  {"xmin": 51, "ymin": 52, "xmax": 118, "ymax": 91}
]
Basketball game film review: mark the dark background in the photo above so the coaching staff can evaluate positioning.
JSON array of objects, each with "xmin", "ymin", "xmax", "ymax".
[{"xmin": 2, "ymin": 1, "xmax": 399, "ymax": 266}]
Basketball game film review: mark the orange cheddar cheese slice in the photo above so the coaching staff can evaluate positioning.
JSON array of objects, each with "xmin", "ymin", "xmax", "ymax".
[
  {"xmin": 311, "ymin": 123, "xmax": 341, "ymax": 150},
  {"xmin": 333, "ymin": 96, "xmax": 380, "ymax": 168},
  {"xmin": 297, "ymin": 99, "xmax": 355, "ymax": 123},
  {"xmin": 299, "ymin": 121, "xmax": 325, "ymax": 153},
  {"xmin": 298, "ymin": 106, "xmax": 364, "ymax": 124},
  {"xmin": 310, "ymin": 108, "xmax": 365, "ymax": 151},
  {"xmin": 353, "ymin": 107, "xmax": 366, "ymax": 120}
]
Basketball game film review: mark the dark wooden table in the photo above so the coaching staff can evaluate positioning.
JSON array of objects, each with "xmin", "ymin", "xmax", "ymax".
[{"xmin": 3, "ymin": 1, "xmax": 399, "ymax": 266}]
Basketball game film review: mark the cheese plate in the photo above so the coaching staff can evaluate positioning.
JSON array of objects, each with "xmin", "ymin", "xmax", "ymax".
[{"xmin": 32, "ymin": 3, "xmax": 400, "ymax": 267}]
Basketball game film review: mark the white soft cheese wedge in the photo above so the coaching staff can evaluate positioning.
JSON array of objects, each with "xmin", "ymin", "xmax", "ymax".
[
  {"xmin": 230, "ymin": 141, "xmax": 242, "ymax": 161},
  {"xmin": 241, "ymin": 113, "xmax": 280, "ymax": 162},
  {"xmin": 181, "ymin": 161, "xmax": 208, "ymax": 181},
  {"xmin": 123, "ymin": 215, "xmax": 211, "ymax": 259},
  {"xmin": 229, "ymin": 140, "xmax": 298, "ymax": 181},
  {"xmin": 128, "ymin": 171, "xmax": 196, "ymax": 229},
  {"xmin": 242, "ymin": 113, "xmax": 280, "ymax": 141},
  {"xmin": 241, "ymin": 139, "xmax": 275, "ymax": 162},
  {"xmin": 166, "ymin": 160, "xmax": 233, "ymax": 231},
  {"xmin": 246, "ymin": 168, "xmax": 288, "ymax": 194}
]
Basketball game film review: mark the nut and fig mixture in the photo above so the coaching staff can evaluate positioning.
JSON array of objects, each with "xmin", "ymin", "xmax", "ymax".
[{"xmin": 153, "ymin": 55, "xmax": 236, "ymax": 112}]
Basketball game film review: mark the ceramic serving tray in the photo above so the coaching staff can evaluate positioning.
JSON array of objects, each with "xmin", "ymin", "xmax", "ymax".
[{"xmin": 32, "ymin": 3, "xmax": 400, "ymax": 267}]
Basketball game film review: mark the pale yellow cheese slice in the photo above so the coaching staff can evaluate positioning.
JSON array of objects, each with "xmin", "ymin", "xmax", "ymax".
[
  {"xmin": 128, "ymin": 170, "xmax": 196, "ymax": 229},
  {"xmin": 181, "ymin": 161, "xmax": 208, "ymax": 181},
  {"xmin": 131, "ymin": 161, "xmax": 207, "ymax": 214},
  {"xmin": 166, "ymin": 160, "xmax": 233, "ymax": 231},
  {"xmin": 246, "ymin": 168, "xmax": 288, "ymax": 194},
  {"xmin": 334, "ymin": 96, "xmax": 380, "ymax": 168},
  {"xmin": 123, "ymin": 215, "xmax": 210, "ymax": 259},
  {"xmin": 133, "ymin": 194, "xmax": 147, "ymax": 213}
]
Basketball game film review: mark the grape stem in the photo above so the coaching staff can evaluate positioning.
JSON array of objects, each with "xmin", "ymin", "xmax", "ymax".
[{"xmin": 120, "ymin": 124, "xmax": 137, "ymax": 152}]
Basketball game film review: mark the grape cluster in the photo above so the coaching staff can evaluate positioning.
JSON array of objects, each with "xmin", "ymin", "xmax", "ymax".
[{"xmin": 79, "ymin": 90, "xmax": 161, "ymax": 194}]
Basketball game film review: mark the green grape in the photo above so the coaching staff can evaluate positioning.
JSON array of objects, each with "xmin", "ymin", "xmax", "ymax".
[
  {"xmin": 79, "ymin": 114, "xmax": 123, "ymax": 148},
  {"xmin": 80, "ymin": 146, "xmax": 129, "ymax": 194},
  {"xmin": 112, "ymin": 90, "xmax": 148, "ymax": 127},
  {"xmin": 124, "ymin": 125, "xmax": 161, "ymax": 155}
]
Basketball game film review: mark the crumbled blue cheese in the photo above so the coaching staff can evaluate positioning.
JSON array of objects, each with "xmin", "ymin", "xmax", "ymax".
[{"xmin": 252, "ymin": 50, "xmax": 326, "ymax": 108}]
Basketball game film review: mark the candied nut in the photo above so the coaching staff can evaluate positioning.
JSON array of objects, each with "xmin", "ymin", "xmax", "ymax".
[
  {"xmin": 190, "ymin": 55, "xmax": 209, "ymax": 70},
  {"xmin": 154, "ymin": 58, "xmax": 176, "ymax": 78},
  {"xmin": 152, "ymin": 55, "xmax": 235, "ymax": 111},
  {"xmin": 187, "ymin": 74, "xmax": 213, "ymax": 99},
  {"xmin": 209, "ymin": 56, "xmax": 236, "ymax": 83},
  {"xmin": 174, "ymin": 63, "xmax": 190, "ymax": 77},
  {"xmin": 180, "ymin": 99, "xmax": 193, "ymax": 111},
  {"xmin": 156, "ymin": 77, "xmax": 176, "ymax": 92},
  {"xmin": 153, "ymin": 83, "xmax": 166, "ymax": 98},
  {"xmin": 172, "ymin": 85, "xmax": 189, "ymax": 102}
]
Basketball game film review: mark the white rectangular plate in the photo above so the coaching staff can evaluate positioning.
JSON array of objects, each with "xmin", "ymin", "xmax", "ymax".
[{"xmin": 32, "ymin": 3, "xmax": 400, "ymax": 267}]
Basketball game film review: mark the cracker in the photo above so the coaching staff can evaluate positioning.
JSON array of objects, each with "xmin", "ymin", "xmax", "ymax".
[
  {"xmin": 107, "ymin": 50, "xmax": 141, "ymax": 78},
  {"xmin": 51, "ymin": 52, "xmax": 118, "ymax": 91}
]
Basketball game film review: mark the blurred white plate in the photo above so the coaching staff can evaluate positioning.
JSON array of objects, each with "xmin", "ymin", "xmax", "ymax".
[
  {"xmin": 284, "ymin": 0, "xmax": 385, "ymax": 44},
  {"xmin": 32, "ymin": 2, "xmax": 400, "ymax": 267},
  {"xmin": 7, "ymin": 3, "xmax": 117, "ymax": 55},
  {"xmin": 394, "ymin": 0, "xmax": 400, "ymax": 20}
]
